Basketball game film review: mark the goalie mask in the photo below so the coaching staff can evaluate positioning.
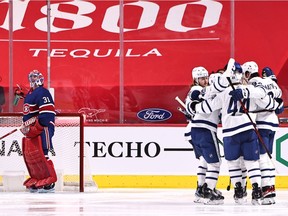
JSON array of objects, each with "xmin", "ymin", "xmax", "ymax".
[
  {"xmin": 192, "ymin": 66, "xmax": 209, "ymax": 84},
  {"xmin": 28, "ymin": 70, "xmax": 44, "ymax": 88}
]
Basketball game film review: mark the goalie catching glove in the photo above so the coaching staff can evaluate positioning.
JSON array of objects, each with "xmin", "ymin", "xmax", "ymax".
[{"xmin": 20, "ymin": 118, "xmax": 44, "ymax": 138}]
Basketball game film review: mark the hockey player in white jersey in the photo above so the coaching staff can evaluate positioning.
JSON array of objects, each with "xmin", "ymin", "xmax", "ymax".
[
  {"xmin": 185, "ymin": 66, "xmax": 224, "ymax": 205},
  {"xmin": 187, "ymin": 64, "xmax": 280, "ymax": 205},
  {"xmin": 204, "ymin": 63, "xmax": 245, "ymax": 97},
  {"xmin": 229, "ymin": 62, "xmax": 283, "ymax": 205}
]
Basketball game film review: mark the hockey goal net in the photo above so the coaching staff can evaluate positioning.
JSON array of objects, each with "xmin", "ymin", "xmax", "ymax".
[{"xmin": 0, "ymin": 113, "xmax": 97, "ymax": 192}]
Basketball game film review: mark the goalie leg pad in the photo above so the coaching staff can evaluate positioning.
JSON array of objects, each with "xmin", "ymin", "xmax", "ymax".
[
  {"xmin": 22, "ymin": 137, "xmax": 41, "ymax": 187},
  {"xmin": 22, "ymin": 136, "xmax": 57, "ymax": 187},
  {"xmin": 35, "ymin": 160, "xmax": 57, "ymax": 188},
  {"xmin": 23, "ymin": 177, "xmax": 38, "ymax": 188}
]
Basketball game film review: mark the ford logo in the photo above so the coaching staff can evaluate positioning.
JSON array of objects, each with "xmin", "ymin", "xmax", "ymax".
[{"xmin": 137, "ymin": 108, "xmax": 172, "ymax": 122}]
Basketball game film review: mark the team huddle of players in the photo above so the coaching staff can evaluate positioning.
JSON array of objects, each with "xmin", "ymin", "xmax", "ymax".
[{"xmin": 183, "ymin": 59, "xmax": 284, "ymax": 205}]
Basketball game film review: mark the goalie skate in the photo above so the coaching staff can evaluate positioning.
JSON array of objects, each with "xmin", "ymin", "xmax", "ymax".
[
  {"xmin": 28, "ymin": 185, "xmax": 39, "ymax": 193},
  {"xmin": 27, "ymin": 183, "xmax": 55, "ymax": 193},
  {"xmin": 37, "ymin": 183, "xmax": 55, "ymax": 193}
]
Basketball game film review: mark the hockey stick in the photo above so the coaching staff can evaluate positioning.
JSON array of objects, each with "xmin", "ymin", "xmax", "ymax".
[
  {"xmin": 177, "ymin": 106, "xmax": 186, "ymax": 115},
  {"xmin": 175, "ymin": 96, "xmax": 187, "ymax": 114},
  {"xmin": 0, "ymin": 128, "xmax": 18, "ymax": 141},
  {"xmin": 177, "ymin": 107, "xmax": 192, "ymax": 117},
  {"xmin": 175, "ymin": 96, "xmax": 186, "ymax": 108},
  {"xmin": 176, "ymin": 97, "xmax": 195, "ymax": 119},
  {"xmin": 227, "ymin": 77, "xmax": 273, "ymax": 159},
  {"xmin": 225, "ymin": 58, "xmax": 278, "ymax": 174}
]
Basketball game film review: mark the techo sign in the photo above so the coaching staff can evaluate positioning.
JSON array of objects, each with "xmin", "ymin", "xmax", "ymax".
[{"xmin": 0, "ymin": 0, "xmax": 223, "ymax": 34}]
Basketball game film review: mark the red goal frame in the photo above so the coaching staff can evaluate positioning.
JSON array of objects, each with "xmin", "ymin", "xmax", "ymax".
[{"xmin": 0, "ymin": 112, "xmax": 85, "ymax": 192}]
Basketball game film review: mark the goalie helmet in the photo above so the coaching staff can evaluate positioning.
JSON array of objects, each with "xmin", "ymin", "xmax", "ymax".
[
  {"xmin": 262, "ymin": 67, "xmax": 277, "ymax": 82},
  {"xmin": 242, "ymin": 61, "xmax": 258, "ymax": 74},
  {"xmin": 28, "ymin": 70, "xmax": 44, "ymax": 88},
  {"xmin": 192, "ymin": 66, "xmax": 209, "ymax": 83}
]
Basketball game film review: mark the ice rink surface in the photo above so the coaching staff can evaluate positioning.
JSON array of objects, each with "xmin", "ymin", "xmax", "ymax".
[{"xmin": 0, "ymin": 189, "xmax": 287, "ymax": 216}]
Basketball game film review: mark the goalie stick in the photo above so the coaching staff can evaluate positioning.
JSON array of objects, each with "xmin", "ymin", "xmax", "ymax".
[
  {"xmin": 0, "ymin": 116, "xmax": 37, "ymax": 141},
  {"xmin": 0, "ymin": 128, "xmax": 18, "ymax": 141}
]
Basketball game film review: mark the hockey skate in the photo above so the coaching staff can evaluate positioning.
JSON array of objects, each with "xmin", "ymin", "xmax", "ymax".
[
  {"xmin": 28, "ymin": 185, "xmax": 39, "ymax": 193},
  {"xmin": 202, "ymin": 183, "xmax": 224, "ymax": 205},
  {"xmin": 261, "ymin": 186, "xmax": 276, "ymax": 205},
  {"xmin": 37, "ymin": 183, "xmax": 55, "ymax": 193},
  {"xmin": 251, "ymin": 183, "xmax": 262, "ymax": 205},
  {"xmin": 233, "ymin": 182, "xmax": 246, "ymax": 204},
  {"xmin": 194, "ymin": 184, "xmax": 204, "ymax": 203},
  {"xmin": 214, "ymin": 188, "xmax": 223, "ymax": 196}
]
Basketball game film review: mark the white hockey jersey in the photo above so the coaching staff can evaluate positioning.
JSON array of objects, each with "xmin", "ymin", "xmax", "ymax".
[
  {"xmin": 248, "ymin": 76, "xmax": 282, "ymax": 131},
  {"xmin": 185, "ymin": 85, "xmax": 220, "ymax": 133},
  {"xmin": 194, "ymin": 84, "xmax": 275, "ymax": 137},
  {"xmin": 249, "ymin": 76, "xmax": 282, "ymax": 99},
  {"xmin": 206, "ymin": 73, "xmax": 229, "ymax": 97}
]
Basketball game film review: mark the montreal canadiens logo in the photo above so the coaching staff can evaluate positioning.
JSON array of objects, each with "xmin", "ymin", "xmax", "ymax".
[
  {"xmin": 137, "ymin": 108, "xmax": 172, "ymax": 122},
  {"xmin": 23, "ymin": 103, "xmax": 30, "ymax": 114}
]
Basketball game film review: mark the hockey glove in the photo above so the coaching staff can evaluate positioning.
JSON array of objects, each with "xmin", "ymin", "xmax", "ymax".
[
  {"xmin": 187, "ymin": 100, "xmax": 201, "ymax": 115},
  {"xmin": 14, "ymin": 84, "xmax": 26, "ymax": 99},
  {"xmin": 189, "ymin": 89, "xmax": 201, "ymax": 101},
  {"xmin": 275, "ymin": 98, "xmax": 284, "ymax": 114},
  {"xmin": 229, "ymin": 88, "xmax": 248, "ymax": 101}
]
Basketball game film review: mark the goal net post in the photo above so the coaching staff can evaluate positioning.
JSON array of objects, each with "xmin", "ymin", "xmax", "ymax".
[{"xmin": 0, "ymin": 113, "xmax": 97, "ymax": 192}]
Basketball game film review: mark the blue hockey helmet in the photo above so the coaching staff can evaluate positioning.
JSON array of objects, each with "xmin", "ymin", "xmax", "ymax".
[
  {"xmin": 233, "ymin": 62, "xmax": 243, "ymax": 73},
  {"xmin": 230, "ymin": 62, "xmax": 243, "ymax": 84},
  {"xmin": 262, "ymin": 67, "xmax": 277, "ymax": 82}
]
